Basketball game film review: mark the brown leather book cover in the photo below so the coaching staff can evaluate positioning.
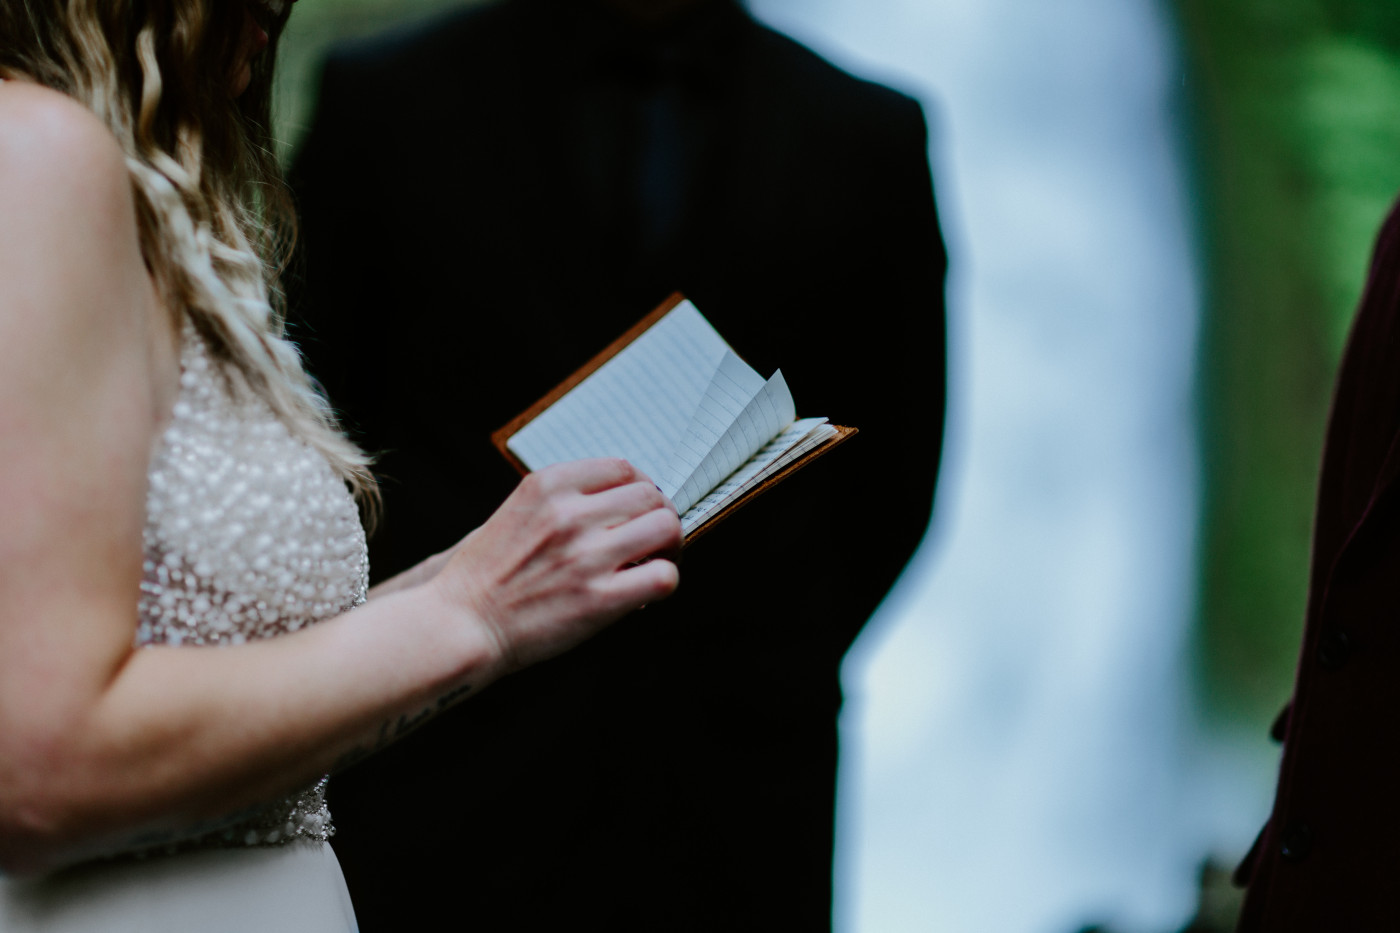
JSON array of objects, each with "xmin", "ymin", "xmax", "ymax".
[{"xmin": 491, "ymin": 292, "xmax": 856, "ymax": 543}]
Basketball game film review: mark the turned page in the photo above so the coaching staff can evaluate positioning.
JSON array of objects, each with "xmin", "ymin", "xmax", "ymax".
[
  {"xmin": 657, "ymin": 352, "xmax": 797, "ymax": 515},
  {"xmin": 505, "ymin": 300, "xmax": 733, "ymax": 481},
  {"xmin": 679, "ymin": 418, "xmax": 836, "ymax": 534}
]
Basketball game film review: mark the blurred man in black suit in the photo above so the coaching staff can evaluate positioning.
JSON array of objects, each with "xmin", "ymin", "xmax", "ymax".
[{"xmin": 291, "ymin": 0, "xmax": 946, "ymax": 928}]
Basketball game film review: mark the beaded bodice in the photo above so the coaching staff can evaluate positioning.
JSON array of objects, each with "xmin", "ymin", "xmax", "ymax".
[{"xmin": 135, "ymin": 326, "xmax": 369, "ymax": 852}]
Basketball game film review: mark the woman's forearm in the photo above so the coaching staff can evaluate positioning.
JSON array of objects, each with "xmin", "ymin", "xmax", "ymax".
[{"xmin": 3, "ymin": 582, "xmax": 503, "ymax": 874}]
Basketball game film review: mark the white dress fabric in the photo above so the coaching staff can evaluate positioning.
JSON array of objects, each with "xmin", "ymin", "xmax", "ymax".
[{"xmin": 0, "ymin": 326, "xmax": 368, "ymax": 931}]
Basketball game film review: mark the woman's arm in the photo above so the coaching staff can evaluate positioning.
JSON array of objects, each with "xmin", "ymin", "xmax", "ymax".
[{"xmin": 0, "ymin": 85, "xmax": 680, "ymax": 875}]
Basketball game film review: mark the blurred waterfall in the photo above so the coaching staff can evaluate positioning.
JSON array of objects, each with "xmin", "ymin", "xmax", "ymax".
[{"xmin": 746, "ymin": 1, "xmax": 1269, "ymax": 930}]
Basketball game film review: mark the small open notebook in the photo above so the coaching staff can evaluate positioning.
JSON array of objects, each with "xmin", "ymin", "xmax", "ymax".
[{"xmin": 492, "ymin": 293, "xmax": 856, "ymax": 541}]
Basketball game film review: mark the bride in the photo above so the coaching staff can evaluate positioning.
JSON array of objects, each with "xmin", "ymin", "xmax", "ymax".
[{"xmin": 0, "ymin": 0, "xmax": 682, "ymax": 929}]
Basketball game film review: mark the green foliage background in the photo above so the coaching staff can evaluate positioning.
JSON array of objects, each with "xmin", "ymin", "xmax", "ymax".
[
  {"xmin": 272, "ymin": 0, "xmax": 1400, "ymax": 741},
  {"xmin": 1174, "ymin": 0, "xmax": 1400, "ymax": 732},
  {"xmin": 272, "ymin": 0, "xmax": 474, "ymax": 160}
]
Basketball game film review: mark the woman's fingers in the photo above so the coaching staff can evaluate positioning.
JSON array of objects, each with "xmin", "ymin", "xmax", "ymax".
[
  {"xmin": 576, "ymin": 479, "xmax": 676, "ymax": 529},
  {"xmin": 439, "ymin": 457, "xmax": 683, "ymax": 673},
  {"xmin": 533, "ymin": 457, "xmax": 640, "ymax": 496},
  {"xmin": 595, "ymin": 503, "xmax": 683, "ymax": 569},
  {"xmin": 524, "ymin": 460, "xmax": 677, "ymax": 550},
  {"xmin": 600, "ymin": 556, "xmax": 681, "ymax": 609}
]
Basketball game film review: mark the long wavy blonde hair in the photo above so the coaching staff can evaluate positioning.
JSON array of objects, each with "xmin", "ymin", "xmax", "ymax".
[{"xmin": 0, "ymin": 0, "xmax": 377, "ymax": 507}]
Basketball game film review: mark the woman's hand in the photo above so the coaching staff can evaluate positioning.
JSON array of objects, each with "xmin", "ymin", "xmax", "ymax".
[{"xmin": 433, "ymin": 458, "xmax": 682, "ymax": 673}]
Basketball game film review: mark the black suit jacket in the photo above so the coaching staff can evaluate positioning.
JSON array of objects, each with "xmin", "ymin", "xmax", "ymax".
[
  {"xmin": 290, "ymin": 1, "xmax": 946, "ymax": 929},
  {"xmin": 1234, "ymin": 201, "xmax": 1400, "ymax": 930}
]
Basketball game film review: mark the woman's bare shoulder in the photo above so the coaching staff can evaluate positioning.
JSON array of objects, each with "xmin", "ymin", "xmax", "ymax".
[
  {"xmin": 0, "ymin": 81, "xmax": 129, "ymax": 204},
  {"xmin": 0, "ymin": 82, "xmax": 149, "ymax": 339}
]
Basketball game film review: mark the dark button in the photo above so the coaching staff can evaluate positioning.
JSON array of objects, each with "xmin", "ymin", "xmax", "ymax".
[
  {"xmin": 1280, "ymin": 822, "xmax": 1313, "ymax": 861},
  {"xmin": 1317, "ymin": 629, "xmax": 1352, "ymax": 670}
]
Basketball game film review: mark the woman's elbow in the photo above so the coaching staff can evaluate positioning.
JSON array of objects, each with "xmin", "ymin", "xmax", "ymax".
[
  {"xmin": 0, "ymin": 740, "xmax": 91, "ymax": 876},
  {"xmin": 0, "ymin": 793, "xmax": 69, "ymax": 877}
]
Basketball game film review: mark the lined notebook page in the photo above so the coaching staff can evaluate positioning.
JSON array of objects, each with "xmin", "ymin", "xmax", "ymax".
[
  {"xmin": 680, "ymin": 418, "xmax": 833, "ymax": 535},
  {"xmin": 506, "ymin": 301, "xmax": 731, "ymax": 481},
  {"xmin": 657, "ymin": 351, "xmax": 765, "ymax": 502},
  {"xmin": 668, "ymin": 369, "xmax": 796, "ymax": 515}
]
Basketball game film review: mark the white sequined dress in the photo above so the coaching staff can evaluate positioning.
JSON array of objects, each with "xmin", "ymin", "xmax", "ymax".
[{"xmin": 0, "ymin": 327, "xmax": 368, "ymax": 932}]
